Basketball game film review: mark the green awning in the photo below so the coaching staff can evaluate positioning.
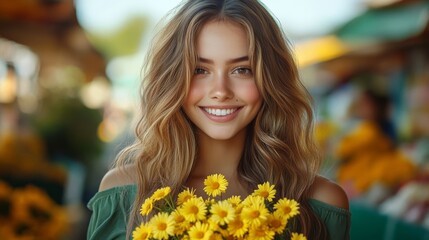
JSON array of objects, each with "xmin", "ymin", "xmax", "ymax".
[{"xmin": 336, "ymin": 1, "xmax": 429, "ymax": 42}]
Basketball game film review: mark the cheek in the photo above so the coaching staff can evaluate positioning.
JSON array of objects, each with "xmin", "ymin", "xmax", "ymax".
[
  {"xmin": 239, "ymin": 83, "xmax": 262, "ymax": 104},
  {"xmin": 185, "ymin": 81, "xmax": 203, "ymax": 105}
]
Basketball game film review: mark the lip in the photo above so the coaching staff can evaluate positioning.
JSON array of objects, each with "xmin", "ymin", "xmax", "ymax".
[{"xmin": 199, "ymin": 106, "xmax": 242, "ymax": 123}]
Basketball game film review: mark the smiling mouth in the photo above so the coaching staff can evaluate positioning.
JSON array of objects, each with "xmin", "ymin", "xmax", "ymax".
[{"xmin": 203, "ymin": 107, "xmax": 239, "ymax": 116}]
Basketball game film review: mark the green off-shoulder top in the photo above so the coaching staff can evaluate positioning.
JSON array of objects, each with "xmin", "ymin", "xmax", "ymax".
[{"xmin": 87, "ymin": 185, "xmax": 351, "ymax": 240}]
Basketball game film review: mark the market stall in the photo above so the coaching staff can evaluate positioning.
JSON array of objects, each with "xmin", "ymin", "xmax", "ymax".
[{"xmin": 298, "ymin": 0, "xmax": 429, "ymax": 239}]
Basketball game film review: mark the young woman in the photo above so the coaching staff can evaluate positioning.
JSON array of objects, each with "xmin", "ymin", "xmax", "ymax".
[{"xmin": 87, "ymin": 0, "xmax": 351, "ymax": 239}]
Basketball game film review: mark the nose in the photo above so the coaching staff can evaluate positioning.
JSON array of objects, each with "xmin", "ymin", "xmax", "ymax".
[{"xmin": 209, "ymin": 73, "xmax": 234, "ymax": 101}]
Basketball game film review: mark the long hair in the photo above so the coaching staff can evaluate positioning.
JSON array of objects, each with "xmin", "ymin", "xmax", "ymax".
[{"xmin": 115, "ymin": 0, "xmax": 328, "ymax": 238}]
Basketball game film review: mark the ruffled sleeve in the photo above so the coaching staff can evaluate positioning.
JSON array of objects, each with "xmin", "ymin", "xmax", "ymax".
[
  {"xmin": 309, "ymin": 199, "xmax": 352, "ymax": 240},
  {"xmin": 87, "ymin": 185, "xmax": 137, "ymax": 240}
]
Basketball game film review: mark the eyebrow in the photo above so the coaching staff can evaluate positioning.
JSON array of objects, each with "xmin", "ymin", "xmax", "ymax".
[{"xmin": 198, "ymin": 56, "xmax": 249, "ymax": 64}]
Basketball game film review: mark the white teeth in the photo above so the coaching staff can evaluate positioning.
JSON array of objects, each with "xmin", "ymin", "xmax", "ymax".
[{"xmin": 204, "ymin": 108, "xmax": 237, "ymax": 116}]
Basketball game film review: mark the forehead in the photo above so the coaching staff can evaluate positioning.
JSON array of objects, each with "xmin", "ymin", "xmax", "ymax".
[{"xmin": 196, "ymin": 20, "xmax": 249, "ymax": 59}]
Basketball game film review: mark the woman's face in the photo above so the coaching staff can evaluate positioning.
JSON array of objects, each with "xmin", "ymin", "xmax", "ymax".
[{"xmin": 183, "ymin": 20, "xmax": 262, "ymax": 141}]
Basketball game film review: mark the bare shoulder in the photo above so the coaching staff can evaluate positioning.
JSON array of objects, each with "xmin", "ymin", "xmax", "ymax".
[
  {"xmin": 310, "ymin": 175, "xmax": 349, "ymax": 210},
  {"xmin": 98, "ymin": 164, "xmax": 138, "ymax": 192}
]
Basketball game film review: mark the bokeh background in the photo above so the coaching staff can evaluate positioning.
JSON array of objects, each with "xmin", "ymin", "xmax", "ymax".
[{"xmin": 0, "ymin": 0, "xmax": 428, "ymax": 239}]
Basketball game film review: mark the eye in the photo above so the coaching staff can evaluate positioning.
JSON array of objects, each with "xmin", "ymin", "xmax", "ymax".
[
  {"xmin": 194, "ymin": 67, "xmax": 208, "ymax": 75},
  {"xmin": 232, "ymin": 67, "xmax": 252, "ymax": 75}
]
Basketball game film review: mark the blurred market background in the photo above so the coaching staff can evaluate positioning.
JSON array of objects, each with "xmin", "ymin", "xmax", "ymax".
[{"xmin": 0, "ymin": 0, "xmax": 428, "ymax": 239}]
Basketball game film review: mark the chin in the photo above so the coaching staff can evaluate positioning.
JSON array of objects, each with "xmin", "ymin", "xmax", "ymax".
[
  {"xmin": 207, "ymin": 134, "xmax": 237, "ymax": 141},
  {"xmin": 201, "ymin": 128, "xmax": 245, "ymax": 141}
]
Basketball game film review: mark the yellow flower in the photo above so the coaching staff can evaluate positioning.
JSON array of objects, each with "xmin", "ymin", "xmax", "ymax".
[
  {"xmin": 203, "ymin": 174, "xmax": 228, "ymax": 197},
  {"xmin": 267, "ymin": 212, "xmax": 288, "ymax": 234},
  {"xmin": 179, "ymin": 197, "xmax": 207, "ymax": 222},
  {"xmin": 227, "ymin": 195, "xmax": 242, "ymax": 207},
  {"xmin": 248, "ymin": 225, "xmax": 275, "ymax": 240},
  {"xmin": 252, "ymin": 182, "xmax": 276, "ymax": 202},
  {"xmin": 291, "ymin": 232, "xmax": 307, "ymax": 240},
  {"xmin": 240, "ymin": 196, "xmax": 269, "ymax": 227},
  {"xmin": 227, "ymin": 215, "xmax": 248, "ymax": 238},
  {"xmin": 209, "ymin": 200, "xmax": 235, "ymax": 225},
  {"xmin": 177, "ymin": 188, "xmax": 196, "ymax": 206},
  {"xmin": 140, "ymin": 198, "xmax": 154, "ymax": 216},
  {"xmin": 150, "ymin": 187, "xmax": 171, "ymax": 201},
  {"xmin": 5, "ymin": 184, "xmax": 68, "ymax": 239},
  {"xmin": 132, "ymin": 222, "xmax": 151, "ymax": 240},
  {"xmin": 208, "ymin": 232, "xmax": 224, "ymax": 240},
  {"xmin": 188, "ymin": 221, "xmax": 212, "ymax": 240},
  {"xmin": 132, "ymin": 174, "xmax": 305, "ymax": 240},
  {"xmin": 274, "ymin": 198, "xmax": 300, "ymax": 219},
  {"xmin": 171, "ymin": 210, "xmax": 190, "ymax": 235},
  {"xmin": 148, "ymin": 212, "xmax": 175, "ymax": 240}
]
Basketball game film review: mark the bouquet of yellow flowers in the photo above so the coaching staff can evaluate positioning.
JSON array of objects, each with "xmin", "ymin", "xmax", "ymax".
[{"xmin": 133, "ymin": 174, "xmax": 306, "ymax": 240}]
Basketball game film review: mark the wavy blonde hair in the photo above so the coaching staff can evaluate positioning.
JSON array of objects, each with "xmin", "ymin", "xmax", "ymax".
[{"xmin": 116, "ymin": 0, "xmax": 327, "ymax": 238}]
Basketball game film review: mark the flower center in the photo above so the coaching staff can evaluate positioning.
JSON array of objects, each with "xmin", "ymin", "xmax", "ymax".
[
  {"xmin": 183, "ymin": 196, "xmax": 192, "ymax": 202},
  {"xmin": 211, "ymin": 182, "xmax": 220, "ymax": 189},
  {"xmin": 271, "ymin": 219, "xmax": 282, "ymax": 228},
  {"xmin": 157, "ymin": 222, "xmax": 167, "ymax": 231},
  {"xmin": 255, "ymin": 228, "xmax": 266, "ymax": 237},
  {"xmin": 175, "ymin": 215, "xmax": 185, "ymax": 223},
  {"xmin": 196, "ymin": 232, "xmax": 204, "ymax": 238},
  {"xmin": 219, "ymin": 210, "xmax": 227, "ymax": 218},
  {"xmin": 250, "ymin": 210, "xmax": 260, "ymax": 218},
  {"xmin": 190, "ymin": 206, "xmax": 199, "ymax": 214},
  {"xmin": 231, "ymin": 219, "xmax": 244, "ymax": 229},
  {"xmin": 283, "ymin": 206, "xmax": 291, "ymax": 214}
]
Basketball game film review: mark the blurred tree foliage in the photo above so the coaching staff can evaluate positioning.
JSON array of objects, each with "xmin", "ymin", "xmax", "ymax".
[
  {"xmin": 84, "ymin": 16, "xmax": 148, "ymax": 59},
  {"xmin": 31, "ymin": 66, "xmax": 104, "ymax": 165}
]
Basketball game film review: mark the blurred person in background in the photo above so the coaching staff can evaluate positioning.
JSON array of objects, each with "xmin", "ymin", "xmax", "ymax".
[
  {"xmin": 335, "ymin": 86, "xmax": 415, "ymax": 202},
  {"xmin": 350, "ymin": 88, "xmax": 397, "ymax": 143}
]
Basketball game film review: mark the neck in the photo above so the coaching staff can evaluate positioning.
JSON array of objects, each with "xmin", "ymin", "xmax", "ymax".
[{"xmin": 191, "ymin": 129, "xmax": 247, "ymax": 179}]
